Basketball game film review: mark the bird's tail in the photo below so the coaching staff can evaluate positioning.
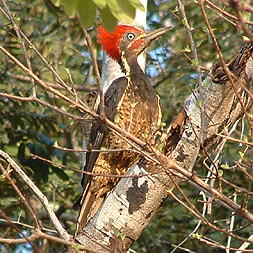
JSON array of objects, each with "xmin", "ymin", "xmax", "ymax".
[
  {"xmin": 75, "ymin": 184, "xmax": 106, "ymax": 236},
  {"xmin": 75, "ymin": 183, "xmax": 96, "ymax": 236}
]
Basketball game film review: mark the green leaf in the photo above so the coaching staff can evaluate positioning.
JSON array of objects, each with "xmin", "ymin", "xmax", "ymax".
[
  {"xmin": 117, "ymin": 0, "xmax": 136, "ymax": 21},
  {"xmin": 92, "ymin": 0, "xmax": 106, "ymax": 9},
  {"xmin": 51, "ymin": 166, "xmax": 69, "ymax": 181},
  {"xmin": 128, "ymin": 0, "xmax": 145, "ymax": 11},
  {"xmin": 61, "ymin": 0, "xmax": 79, "ymax": 17},
  {"xmin": 78, "ymin": 0, "xmax": 96, "ymax": 27},
  {"xmin": 196, "ymin": 39, "xmax": 205, "ymax": 48},
  {"xmin": 100, "ymin": 5, "xmax": 117, "ymax": 31},
  {"xmin": 218, "ymin": 170, "xmax": 224, "ymax": 176},
  {"xmin": 192, "ymin": 233, "xmax": 203, "ymax": 240},
  {"xmin": 107, "ymin": 0, "xmax": 135, "ymax": 24},
  {"xmin": 50, "ymin": 0, "xmax": 62, "ymax": 7},
  {"xmin": 183, "ymin": 45, "xmax": 191, "ymax": 53},
  {"xmin": 221, "ymin": 163, "xmax": 229, "ymax": 169},
  {"xmin": 191, "ymin": 58, "xmax": 199, "ymax": 67}
]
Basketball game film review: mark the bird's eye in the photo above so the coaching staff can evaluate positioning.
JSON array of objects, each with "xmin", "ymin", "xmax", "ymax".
[{"xmin": 127, "ymin": 33, "xmax": 135, "ymax": 41}]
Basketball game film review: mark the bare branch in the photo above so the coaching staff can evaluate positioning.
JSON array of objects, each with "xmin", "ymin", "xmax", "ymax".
[
  {"xmin": 0, "ymin": 150, "xmax": 70, "ymax": 240},
  {"xmin": 177, "ymin": 0, "xmax": 202, "ymax": 86},
  {"xmin": 0, "ymin": 1, "xmax": 73, "ymax": 93},
  {"xmin": 0, "ymin": 164, "xmax": 41, "ymax": 229}
]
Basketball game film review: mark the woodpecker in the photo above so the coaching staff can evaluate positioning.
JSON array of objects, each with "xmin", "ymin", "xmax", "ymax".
[{"xmin": 76, "ymin": 24, "xmax": 171, "ymax": 233}]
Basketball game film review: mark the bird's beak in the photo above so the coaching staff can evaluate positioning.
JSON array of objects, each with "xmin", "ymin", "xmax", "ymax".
[{"xmin": 142, "ymin": 26, "xmax": 173, "ymax": 46}]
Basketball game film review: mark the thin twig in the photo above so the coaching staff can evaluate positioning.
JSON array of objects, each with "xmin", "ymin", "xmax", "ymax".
[
  {"xmin": 0, "ymin": 2, "xmax": 73, "ymax": 93},
  {"xmin": 0, "ymin": 164, "xmax": 41, "ymax": 229},
  {"xmin": 198, "ymin": 0, "xmax": 250, "ymax": 122},
  {"xmin": 0, "ymin": 219, "xmax": 99, "ymax": 252},
  {"xmin": 0, "ymin": 150, "xmax": 70, "ymax": 240},
  {"xmin": 0, "ymin": 92, "xmax": 84, "ymax": 121},
  {"xmin": 0, "ymin": 209, "xmax": 41, "ymax": 252},
  {"xmin": 217, "ymin": 133, "xmax": 253, "ymax": 147},
  {"xmin": 0, "ymin": 0, "xmax": 36, "ymax": 95},
  {"xmin": 7, "ymin": 72, "xmax": 96, "ymax": 92},
  {"xmin": 220, "ymin": 0, "xmax": 253, "ymax": 14},
  {"xmin": 205, "ymin": 0, "xmax": 253, "ymax": 26},
  {"xmin": 177, "ymin": 0, "xmax": 202, "ymax": 87},
  {"xmin": 236, "ymin": 235, "xmax": 253, "ymax": 253},
  {"xmin": 168, "ymin": 190, "xmax": 253, "ymax": 245},
  {"xmin": 197, "ymin": 235, "xmax": 253, "ymax": 252},
  {"xmin": 0, "ymin": 234, "xmax": 40, "ymax": 245},
  {"xmin": 226, "ymin": 193, "xmax": 237, "ymax": 253},
  {"xmin": 0, "ymin": 218, "xmax": 57, "ymax": 233},
  {"xmin": 231, "ymin": 1, "xmax": 253, "ymax": 42},
  {"xmin": 30, "ymin": 154, "xmax": 160, "ymax": 179},
  {"xmin": 82, "ymin": 27, "xmax": 105, "ymax": 117}
]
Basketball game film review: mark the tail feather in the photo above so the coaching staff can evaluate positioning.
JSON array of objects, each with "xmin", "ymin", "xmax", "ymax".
[
  {"xmin": 89, "ymin": 196, "xmax": 105, "ymax": 219},
  {"xmin": 75, "ymin": 184, "xmax": 95, "ymax": 236},
  {"xmin": 75, "ymin": 179, "xmax": 113, "ymax": 236},
  {"xmin": 75, "ymin": 186, "xmax": 107, "ymax": 236}
]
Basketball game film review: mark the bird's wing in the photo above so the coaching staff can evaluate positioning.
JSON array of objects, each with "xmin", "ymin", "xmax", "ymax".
[{"xmin": 81, "ymin": 76, "xmax": 129, "ymax": 188}]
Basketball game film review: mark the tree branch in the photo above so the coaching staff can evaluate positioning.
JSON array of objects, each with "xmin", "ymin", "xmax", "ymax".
[{"xmin": 0, "ymin": 150, "xmax": 70, "ymax": 240}]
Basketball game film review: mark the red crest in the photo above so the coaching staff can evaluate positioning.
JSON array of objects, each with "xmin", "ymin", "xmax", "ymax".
[{"xmin": 97, "ymin": 25, "xmax": 143, "ymax": 60}]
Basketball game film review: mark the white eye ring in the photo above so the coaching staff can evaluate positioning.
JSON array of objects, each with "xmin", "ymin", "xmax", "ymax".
[{"xmin": 127, "ymin": 32, "xmax": 135, "ymax": 40}]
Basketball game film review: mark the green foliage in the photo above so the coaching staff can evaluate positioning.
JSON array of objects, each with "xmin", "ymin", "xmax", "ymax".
[{"xmin": 50, "ymin": 0, "xmax": 145, "ymax": 30}]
